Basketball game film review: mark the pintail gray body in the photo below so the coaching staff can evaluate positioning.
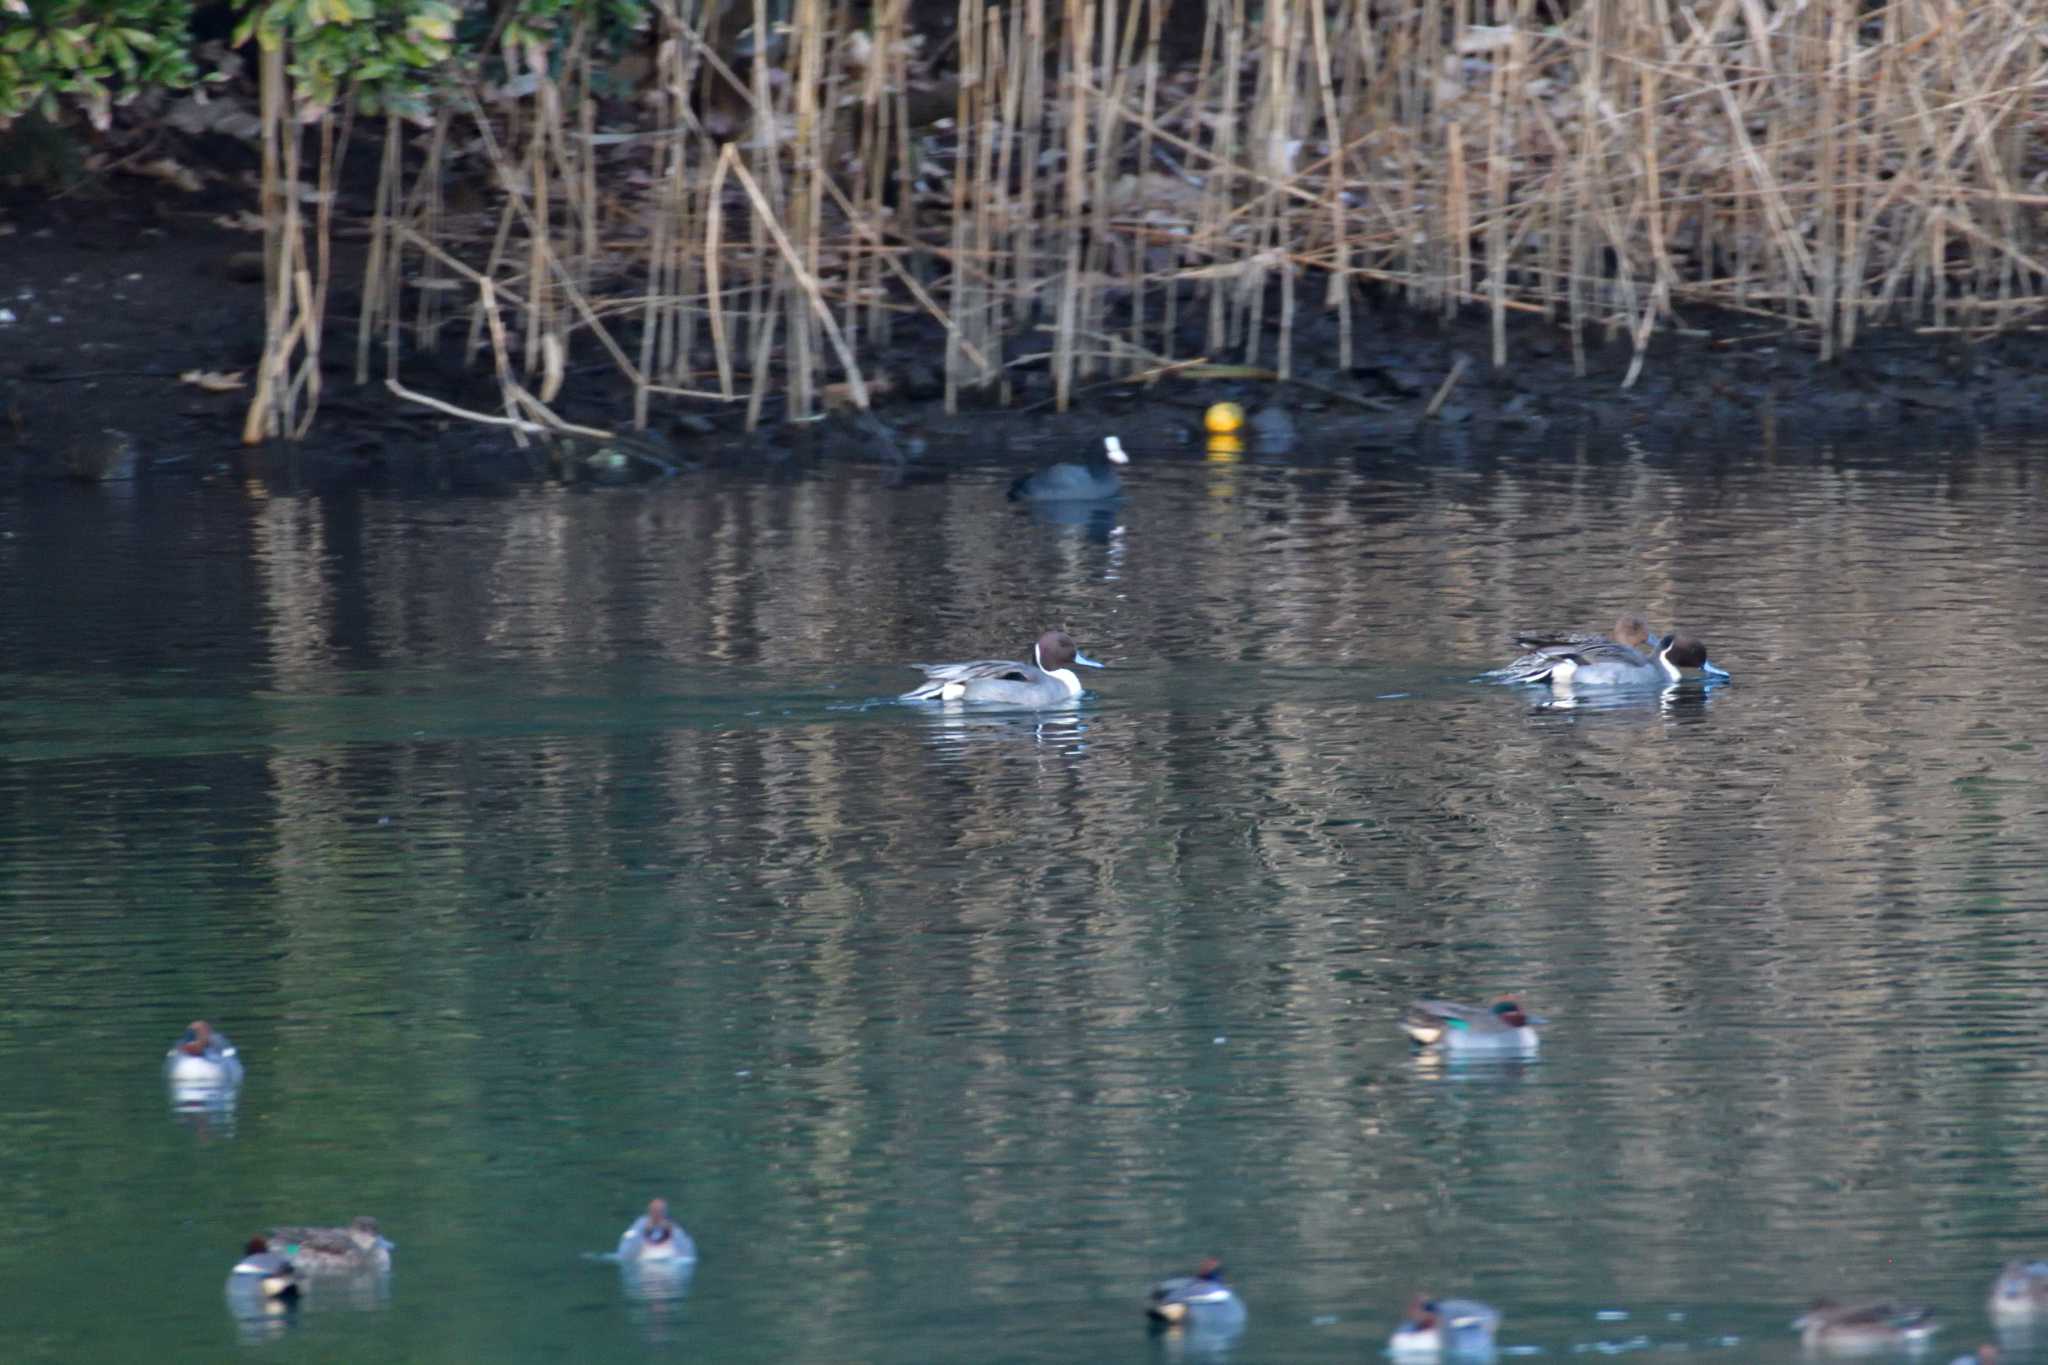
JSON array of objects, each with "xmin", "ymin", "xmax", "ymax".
[
  {"xmin": 1489, "ymin": 627, "xmax": 1729, "ymax": 690},
  {"xmin": 1482, "ymin": 614, "xmax": 1656, "ymax": 684},
  {"xmin": 900, "ymin": 629, "xmax": 1104, "ymax": 707}
]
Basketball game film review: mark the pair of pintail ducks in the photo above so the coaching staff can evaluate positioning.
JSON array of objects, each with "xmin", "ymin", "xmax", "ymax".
[{"xmin": 899, "ymin": 612, "xmax": 1730, "ymax": 708}]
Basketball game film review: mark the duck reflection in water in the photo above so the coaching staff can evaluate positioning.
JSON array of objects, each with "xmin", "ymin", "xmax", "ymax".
[
  {"xmin": 1022, "ymin": 496, "xmax": 1125, "ymax": 544},
  {"xmin": 917, "ymin": 708, "xmax": 1091, "ymax": 755}
]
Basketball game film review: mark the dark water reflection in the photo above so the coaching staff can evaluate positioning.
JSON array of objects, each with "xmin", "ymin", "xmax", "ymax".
[{"xmin": 2, "ymin": 435, "xmax": 2047, "ymax": 1362}]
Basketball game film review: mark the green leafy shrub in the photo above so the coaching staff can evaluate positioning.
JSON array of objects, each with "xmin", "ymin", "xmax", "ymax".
[{"xmin": 1, "ymin": 0, "xmax": 201, "ymax": 127}]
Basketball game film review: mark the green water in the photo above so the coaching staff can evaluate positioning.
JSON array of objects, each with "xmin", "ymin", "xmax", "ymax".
[{"xmin": 2, "ymin": 435, "xmax": 2046, "ymax": 1362}]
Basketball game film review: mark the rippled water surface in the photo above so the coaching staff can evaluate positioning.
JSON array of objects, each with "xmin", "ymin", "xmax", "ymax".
[{"xmin": 4, "ymin": 433, "xmax": 2048, "ymax": 1363}]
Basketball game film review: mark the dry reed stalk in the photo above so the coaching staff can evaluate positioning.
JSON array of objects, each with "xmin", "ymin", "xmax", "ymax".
[
  {"xmin": 235, "ymin": 0, "xmax": 2047, "ymax": 442},
  {"xmin": 1201, "ymin": 0, "xmax": 1242, "ymax": 354},
  {"xmin": 410, "ymin": 114, "xmax": 453, "ymax": 359},
  {"xmin": 1052, "ymin": 0, "xmax": 1090, "ymax": 410},
  {"xmin": 944, "ymin": 0, "xmax": 975, "ymax": 410},
  {"xmin": 388, "ymin": 239, "xmax": 584, "ymax": 442},
  {"xmin": 978, "ymin": 3, "xmax": 1007, "ymax": 399},
  {"xmin": 1083, "ymin": 0, "xmax": 1143, "ymax": 375},
  {"xmin": 457, "ymin": 89, "xmax": 649, "ymax": 388},
  {"xmin": 280, "ymin": 108, "xmax": 344, "ymax": 431},
  {"xmin": 1813, "ymin": 0, "xmax": 1840, "ymax": 360},
  {"xmin": 786, "ymin": 0, "xmax": 828, "ymax": 420},
  {"xmin": 1306, "ymin": 0, "xmax": 1349, "ymax": 371},
  {"xmin": 576, "ymin": 40, "xmax": 598, "ymax": 279},
  {"xmin": 1445, "ymin": 123, "xmax": 1468, "ymax": 326},
  {"xmin": 240, "ymin": 39, "xmax": 288, "ymax": 443},
  {"xmin": 520, "ymin": 49, "xmax": 553, "ymax": 377},
  {"xmin": 386, "ymin": 377, "xmax": 615, "ymax": 439},
  {"xmin": 850, "ymin": 0, "xmax": 900, "ymax": 351},
  {"xmin": 1128, "ymin": 0, "xmax": 1164, "ymax": 362},
  {"xmin": 634, "ymin": 19, "xmax": 687, "ymax": 429},
  {"xmin": 1012, "ymin": 0, "xmax": 1047, "ymax": 323},
  {"xmin": 1245, "ymin": 0, "xmax": 1294, "ymax": 374},
  {"xmin": 705, "ymin": 140, "xmax": 737, "ymax": 398},
  {"xmin": 817, "ymin": 171, "xmax": 991, "ymax": 371},
  {"xmin": 987, "ymin": 0, "xmax": 1028, "ymax": 388},
  {"xmin": 356, "ymin": 118, "xmax": 402, "ymax": 386},
  {"xmin": 716, "ymin": 144, "xmax": 872, "ymax": 411},
  {"xmin": 1484, "ymin": 20, "xmax": 1509, "ymax": 370}
]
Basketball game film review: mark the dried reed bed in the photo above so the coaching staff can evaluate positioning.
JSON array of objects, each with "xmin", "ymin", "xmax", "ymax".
[{"xmin": 245, "ymin": 0, "xmax": 2048, "ymax": 442}]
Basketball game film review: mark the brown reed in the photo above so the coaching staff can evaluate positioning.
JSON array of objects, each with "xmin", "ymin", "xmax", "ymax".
[{"xmin": 239, "ymin": 0, "xmax": 2048, "ymax": 443}]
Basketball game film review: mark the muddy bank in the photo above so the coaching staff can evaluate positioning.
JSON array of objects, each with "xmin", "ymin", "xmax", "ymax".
[{"xmin": 4, "ymin": 188, "xmax": 2045, "ymax": 493}]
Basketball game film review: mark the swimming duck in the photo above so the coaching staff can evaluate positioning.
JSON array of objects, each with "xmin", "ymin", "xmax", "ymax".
[
  {"xmin": 1482, "ymin": 614, "xmax": 1656, "ymax": 683},
  {"xmin": 164, "ymin": 1020, "xmax": 244, "ymax": 1088},
  {"xmin": 1008, "ymin": 435, "xmax": 1129, "ymax": 501},
  {"xmin": 225, "ymin": 1237, "xmax": 300, "ymax": 1305},
  {"xmin": 1990, "ymin": 1261, "xmax": 2048, "ymax": 1322},
  {"xmin": 1948, "ymin": 1348, "xmax": 1998, "ymax": 1365},
  {"xmin": 267, "ymin": 1217, "xmax": 393, "ymax": 1274},
  {"xmin": 1792, "ymin": 1299, "xmax": 1938, "ymax": 1353},
  {"xmin": 1388, "ymin": 1294, "xmax": 1503, "ymax": 1357},
  {"xmin": 900, "ymin": 629, "xmax": 1105, "ymax": 706},
  {"xmin": 617, "ymin": 1197, "xmax": 696, "ymax": 1264},
  {"xmin": 1402, "ymin": 998, "xmax": 1542, "ymax": 1055},
  {"xmin": 1146, "ymin": 1257, "xmax": 1247, "ymax": 1336},
  {"xmin": 1501, "ymin": 632, "xmax": 1729, "ymax": 689}
]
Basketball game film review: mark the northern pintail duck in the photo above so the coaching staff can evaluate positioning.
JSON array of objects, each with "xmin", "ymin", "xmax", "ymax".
[
  {"xmin": 1793, "ymin": 1299, "xmax": 1938, "ymax": 1354},
  {"xmin": 1500, "ymin": 631, "xmax": 1729, "ymax": 689},
  {"xmin": 900, "ymin": 629, "xmax": 1105, "ymax": 706},
  {"xmin": 1388, "ymin": 1294, "xmax": 1503, "ymax": 1358},
  {"xmin": 1483, "ymin": 614, "xmax": 1656, "ymax": 683},
  {"xmin": 1990, "ymin": 1262, "xmax": 2048, "ymax": 1321},
  {"xmin": 164, "ymin": 1020, "xmax": 244, "ymax": 1088},
  {"xmin": 1403, "ymin": 997, "xmax": 1542, "ymax": 1055},
  {"xmin": 226, "ymin": 1237, "xmax": 300, "ymax": 1305},
  {"xmin": 1146, "ymin": 1258, "xmax": 1247, "ymax": 1337},
  {"xmin": 617, "ymin": 1198, "xmax": 696, "ymax": 1264},
  {"xmin": 1009, "ymin": 436, "xmax": 1129, "ymax": 501},
  {"xmin": 267, "ymin": 1217, "xmax": 393, "ymax": 1275}
]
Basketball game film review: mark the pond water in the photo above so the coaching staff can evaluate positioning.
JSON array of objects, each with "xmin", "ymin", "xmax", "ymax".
[{"xmin": 3, "ymin": 429, "xmax": 2047, "ymax": 1363}]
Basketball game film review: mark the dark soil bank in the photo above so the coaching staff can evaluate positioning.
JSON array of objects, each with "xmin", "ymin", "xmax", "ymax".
[{"xmin": 5, "ymin": 187, "xmax": 2046, "ymax": 492}]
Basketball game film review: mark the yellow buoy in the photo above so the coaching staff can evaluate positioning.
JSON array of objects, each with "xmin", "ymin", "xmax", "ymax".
[{"xmin": 1203, "ymin": 402, "xmax": 1245, "ymax": 435}]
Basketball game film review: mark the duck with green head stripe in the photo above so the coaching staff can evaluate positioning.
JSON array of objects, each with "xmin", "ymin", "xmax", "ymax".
[{"xmin": 1402, "ymin": 997, "xmax": 1543, "ymax": 1055}]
